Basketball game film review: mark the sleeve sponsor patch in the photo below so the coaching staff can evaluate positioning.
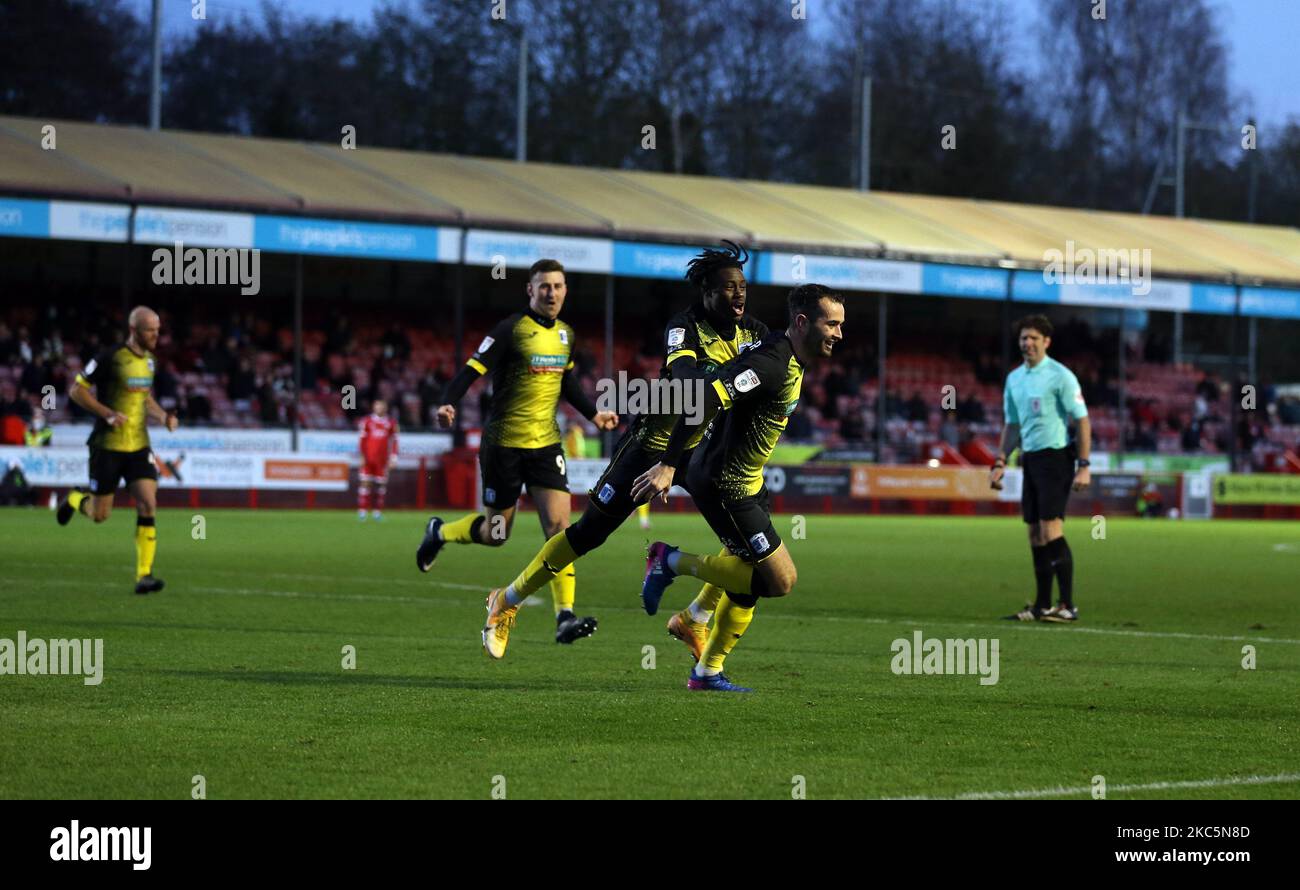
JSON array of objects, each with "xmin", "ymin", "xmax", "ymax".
[
  {"xmin": 1074, "ymin": 390, "xmax": 1086, "ymax": 405},
  {"xmin": 666, "ymin": 327, "xmax": 686, "ymax": 349},
  {"xmin": 476, "ymin": 336, "xmax": 495, "ymax": 354},
  {"xmin": 734, "ymin": 369, "xmax": 761, "ymax": 393},
  {"xmin": 83, "ymin": 359, "xmax": 97, "ymax": 376}
]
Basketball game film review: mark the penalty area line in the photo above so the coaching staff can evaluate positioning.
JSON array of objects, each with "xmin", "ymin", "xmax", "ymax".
[{"xmin": 889, "ymin": 771, "xmax": 1300, "ymax": 800}]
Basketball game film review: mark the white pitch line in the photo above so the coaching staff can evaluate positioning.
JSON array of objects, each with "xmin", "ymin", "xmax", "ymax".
[
  {"xmin": 891, "ymin": 771, "xmax": 1300, "ymax": 800},
  {"xmin": 15, "ymin": 569, "xmax": 1300, "ymax": 646}
]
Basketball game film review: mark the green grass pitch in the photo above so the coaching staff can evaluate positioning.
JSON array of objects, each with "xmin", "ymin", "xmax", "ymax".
[{"xmin": 1, "ymin": 507, "xmax": 1297, "ymax": 799}]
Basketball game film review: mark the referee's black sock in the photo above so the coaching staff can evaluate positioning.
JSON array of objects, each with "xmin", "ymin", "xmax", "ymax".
[
  {"xmin": 1031, "ymin": 545, "xmax": 1053, "ymax": 610},
  {"xmin": 1048, "ymin": 537, "xmax": 1073, "ymax": 607}
]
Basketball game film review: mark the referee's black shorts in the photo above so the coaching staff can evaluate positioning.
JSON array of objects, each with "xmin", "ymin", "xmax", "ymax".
[{"xmin": 1021, "ymin": 446, "xmax": 1074, "ymax": 524}]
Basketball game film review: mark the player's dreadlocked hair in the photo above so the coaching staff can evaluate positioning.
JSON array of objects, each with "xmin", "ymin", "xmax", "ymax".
[{"xmin": 684, "ymin": 240, "xmax": 749, "ymax": 292}]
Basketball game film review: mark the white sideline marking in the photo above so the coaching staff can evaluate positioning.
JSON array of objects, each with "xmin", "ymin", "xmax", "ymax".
[
  {"xmin": 1273, "ymin": 543, "xmax": 1299, "ymax": 553},
  {"xmin": 891, "ymin": 771, "xmax": 1300, "ymax": 800},
  {"xmin": 129, "ymin": 585, "xmax": 1300, "ymax": 646},
  {"xmin": 17, "ymin": 566, "xmax": 1300, "ymax": 646}
]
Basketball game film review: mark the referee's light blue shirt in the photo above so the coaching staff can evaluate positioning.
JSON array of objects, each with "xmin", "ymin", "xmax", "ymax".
[{"xmin": 1002, "ymin": 355, "xmax": 1088, "ymax": 453}]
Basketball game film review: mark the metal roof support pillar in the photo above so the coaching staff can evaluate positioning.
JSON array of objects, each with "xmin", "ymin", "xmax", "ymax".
[
  {"xmin": 292, "ymin": 253, "xmax": 303, "ymax": 452},
  {"xmin": 876, "ymin": 293, "xmax": 887, "ymax": 464}
]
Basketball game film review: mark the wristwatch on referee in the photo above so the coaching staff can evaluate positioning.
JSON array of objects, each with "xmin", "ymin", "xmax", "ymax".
[{"xmin": 1076, "ymin": 458, "xmax": 1090, "ymax": 468}]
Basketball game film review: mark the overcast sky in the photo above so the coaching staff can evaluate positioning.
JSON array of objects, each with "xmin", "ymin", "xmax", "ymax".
[{"xmin": 131, "ymin": 0, "xmax": 1300, "ymax": 131}]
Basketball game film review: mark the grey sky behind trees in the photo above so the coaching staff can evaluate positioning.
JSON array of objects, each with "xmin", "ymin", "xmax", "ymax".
[{"xmin": 132, "ymin": 0, "xmax": 1300, "ymax": 129}]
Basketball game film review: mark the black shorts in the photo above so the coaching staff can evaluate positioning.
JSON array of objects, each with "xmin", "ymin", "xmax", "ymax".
[
  {"xmin": 479, "ymin": 442, "xmax": 568, "ymax": 509},
  {"xmin": 685, "ymin": 474, "xmax": 781, "ymax": 564},
  {"xmin": 1021, "ymin": 447, "xmax": 1074, "ymax": 523},
  {"xmin": 88, "ymin": 447, "xmax": 157, "ymax": 495},
  {"xmin": 586, "ymin": 428, "xmax": 693, "ymax": 519}
]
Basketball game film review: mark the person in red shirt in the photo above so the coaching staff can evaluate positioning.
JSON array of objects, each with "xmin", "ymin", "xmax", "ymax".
[{"xmin": 358, "ymin": 399, "xmax": 398, "ymax": 521}]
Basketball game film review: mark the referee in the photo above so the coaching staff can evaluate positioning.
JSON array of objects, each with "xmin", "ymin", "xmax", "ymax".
[{"xmin": 990, "ymin": 315, "xmax": 1091, "ymax": 622}]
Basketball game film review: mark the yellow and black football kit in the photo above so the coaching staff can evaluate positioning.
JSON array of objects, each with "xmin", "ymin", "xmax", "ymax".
[
  {"xmin": 589, "ymin": 304, "xmax": 767, "ymax": 519},
  {"xmin": 65, "ymin": 342, "xmax": 162, "ymax": 586},
  {"xmin": 77, "ymin": 344, "xmax": 159, "ymax": 495},
  {"xmin": 487, "ymin": 305, "xmax": 770, "ymax": 617},
  {"xmin": 661, "ymin": 331, "xmax": 804, "ymax": 563},
  {"xmin": 441, "ymin": 309, "xmax": 598, "ymax": 509}
]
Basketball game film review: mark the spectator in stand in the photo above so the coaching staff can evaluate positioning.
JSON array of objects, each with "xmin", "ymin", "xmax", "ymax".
[
  {"xmin": 0, "ymin": 322, "xmax": 16, "ymax": 362},
  {"xmin": 256, "ymin": 374, "xmax": 279, "ymax": 424},
  {"xmin": 184, "ymin": 386, "xmax": 212, "ymax": 425},
  {"xmin": 0, "ymin": 381, "xmax": 33, "ymax": 424},
  {"xmin": 940, "ymin": 410, "xmax": 960, "ymax": 448},
  {"xmin": 1181, "ymin": 415, "xmax": 1204, "ymax": 453},
  {"xmin": 325, "ymin": 314, "xmax": 352, "ymax": 355},
  {"xmin": 13, "ymin": 326, "xmax": 33, "ymax": 365},
  {"xmin": 1279, "ymin": 396, "xmax": 1300, "ymax": 425},
  {"xmin": 957, "ymin": 393, "xmax": 985, "ymax": 424},
  {"xmin": 839, "ymin": 395, "xmax": 866, "ymax": 443},
  {"xmin": 419, "ymin": 369, "xmax": 446, "ymax": 428},
  {"xmin": 228, "ymin": 357, "xmax": 257, "ymax": 408},
  {"xmin": 19, "ymin": 354, "xmax": 51, "ymax": 399},
  {"xmin": 906, "ymin": 391, "xmax": 928, "ymax": 423},
  {"xmin": 381, "ymin": 323, "xmax": 411, "ymax": 361},
  {"xmin": 25, "ymin": 408, "xmax": 52, "ymax": 446},
  {"xmin": 786, "ymin": 401, "xmax": 814, "ymax": 440},
  {"xmin": 153, "ymin": 360, "xmax": 180, "ymax": 411},
  {"xmin": 199, "ymin": 335, "xmax": 234, "ymax": 377},
  {"xmin": 1127, "ymin": 423, "xmax": 1157, "ymax": 451}
]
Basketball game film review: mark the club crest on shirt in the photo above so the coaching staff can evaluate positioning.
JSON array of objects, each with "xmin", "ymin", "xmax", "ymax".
[
  {"xmin": 1030, "ymin": 397, "xmax": 1042, "ymax": 414},
  {"xmin": 559, "ymin": 329, "xmax": 569, "ymax": 345}
]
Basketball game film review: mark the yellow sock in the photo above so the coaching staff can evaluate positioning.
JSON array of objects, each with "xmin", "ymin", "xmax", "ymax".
[
  {"xmin": 700, "ymin": 593, "xmax": 755, "ymax": 674},
  {"xmin": 636, "ymin": 502, "xmax": 651, "ymax": 521},
  {"xmin": 550, "ymin": 565, "xmax": 576, "ymax": 614},
  {"xmin": 440, "ymin": 513, "xmax": 483, "ymax": 544},
  {"xmin": 68, "ymin": 490, "xmax": 88, "ymax": 516},
  {"xmin": 685, "ymin": 549, "xmax": 728, "ymax": 622},
  {"xmin": 509, "ymin": 531, "xmax": 579, "ymax": 600},
  {"xmin": 689, "ymin": 583, "xmax": 725, "ymax": 621},
  {"xmin": 135, "ymin": 517, "xmax": 157, "ymax": 579},
  {"xmin": 674, "ymin": 550, "xmax": 754, "ymax": 595}
]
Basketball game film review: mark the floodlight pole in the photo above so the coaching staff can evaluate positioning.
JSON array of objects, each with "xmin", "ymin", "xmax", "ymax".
[
  {"xmin": 452, "ymin": 230, "xmax": 466, "ymax": 434},
  {"xmin": 876, "ymin": 294, "xmax": 886, "ymax": 462},
  {"xmin": 1116, "ymin": 309, "xmax": 1126, "ymax": 472},
  {"xmin": 149, "ymin": 0, "xmax": 162, "ymax": 130},
  {"xmin": 604, "ymin": 275, "xmax": 615, "ymax": 456},
  {"xmin": 516, "ymin": 34, "xmax": 528, "ymax": 162},
  {"xmin": 858, "ymin": 76, "xmax": 872, "ymax": 192},
  {"xmin": 1175, "ymin": 110, "xmax": 1186, "ymax": 218},
  {"xmin": 292, "ymin": 254, "xmax": 303, "ymax": 451}
]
